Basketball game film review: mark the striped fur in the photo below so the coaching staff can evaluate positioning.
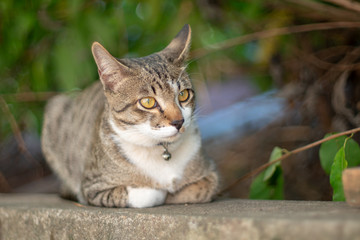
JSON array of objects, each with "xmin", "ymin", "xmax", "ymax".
[{"xmin": 42, "ymin": 25, "xmax": 219, "ymax": 208}]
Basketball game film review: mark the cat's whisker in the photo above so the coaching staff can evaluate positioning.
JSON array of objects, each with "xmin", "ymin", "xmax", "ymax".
[
  {"xmin": 187, "ymin": 72, "xmax": 203, "ymax": 78},
  {"xmin": 186, "ymin": 58, "xmax": 198, "ymax": 66},
  {"xmin": 193, "ymin": 106, "xmax": 209, "ymax": 119}
]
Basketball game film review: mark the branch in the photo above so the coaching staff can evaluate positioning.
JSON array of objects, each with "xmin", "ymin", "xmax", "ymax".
[
  {"xmin": 0, "ymin": 96, "xmax": 43, "ymax": 176},
  {"xmin": 191, "ymin": 21, "xmax": 360, "ymax": 60},
  {"xmin": 285, "ymin": 0, "xmax": 360, "ymax": 21},
  {"xmin": 0, "ymin": 171, "xmax": 11, "ymax": 192},
  {"xmin": 0, "ymin": 96, "xmax": 28, "ymax": 153},
  {"xmin": 0, "ymin": 92, "xmax": 58, "ymax": 102},
  {"xmin": 297, "ymin": 49, "xmax": 360, "ymax": 71},
  {"xmin": 323, "ymin": 0, "xmax": 360, "ymax": 13},
  {"xmin": 318, "ymin": 47, "xmax": 360, "ymax": 83},
  {"xmin": 217, "ymin": 127, "xmax": 360, "ymax": 196}
]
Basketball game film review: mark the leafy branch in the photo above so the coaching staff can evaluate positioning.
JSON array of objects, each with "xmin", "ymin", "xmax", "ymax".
[
  {"xmin": 217, "ymin": 126, "xmax": 360, "ymax": 197},
  {"xmin": 4, "ymin": 22, "xmax": 360, "ymax": 104}
]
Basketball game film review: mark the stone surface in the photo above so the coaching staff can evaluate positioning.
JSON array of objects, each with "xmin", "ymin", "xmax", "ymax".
[{"xmin": 0, "ymin": 194, "xmax": 360, "ymax": 240}]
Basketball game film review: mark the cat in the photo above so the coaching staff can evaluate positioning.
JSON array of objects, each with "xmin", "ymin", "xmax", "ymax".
[{"xmin": 41, "ymin": 24, "xmax": 219, "ymax": 208}]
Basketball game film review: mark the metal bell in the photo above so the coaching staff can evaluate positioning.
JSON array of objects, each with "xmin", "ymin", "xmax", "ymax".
[{"xmin": 162, "ymin": 150, "xmax": 171, "ymax": 161}]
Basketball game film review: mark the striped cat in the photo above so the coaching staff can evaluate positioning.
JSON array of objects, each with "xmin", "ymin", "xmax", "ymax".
[{"xmin": 41, "ymin": 24, "xmax": 219, "ymax": 208}]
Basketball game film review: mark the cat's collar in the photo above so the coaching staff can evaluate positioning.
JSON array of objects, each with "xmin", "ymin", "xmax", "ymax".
[{"xmin": 160, "ymin": 142, "xmax": 171, "ymax": 161}]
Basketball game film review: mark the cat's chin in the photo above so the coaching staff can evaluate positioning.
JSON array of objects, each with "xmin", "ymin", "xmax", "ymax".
[
  {"xmin": 140, "ymin": 130, "xmax": 184, "ymax": 147},
  {"xmin": 157, "ymin": 132, "xmax": 181, "ymax": 144}
]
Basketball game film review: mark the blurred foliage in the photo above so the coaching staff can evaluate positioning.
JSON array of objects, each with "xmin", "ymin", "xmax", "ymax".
[
  {"xmin": 0, "ymin": 0, "xmax": 296, "ymax": 141},
  {"xmin": 2, "ymin": 0, "xmax": 360, "ymax": 198},
  {"xmin": 2, "ymin": 0, "xmax": 360, "ymax": 142}
]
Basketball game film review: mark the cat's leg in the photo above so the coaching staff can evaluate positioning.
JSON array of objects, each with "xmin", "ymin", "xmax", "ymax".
[
  {"xmin": 165, "ymin": 171, "xmax": 218, "ymax": 204},
  {"xmin": 82, "ymin": 184, "xmax": 167, "ymax": 208},
  {"xmin": 83, "ymin": 185, "xmax": 128, "ymax": 207}
]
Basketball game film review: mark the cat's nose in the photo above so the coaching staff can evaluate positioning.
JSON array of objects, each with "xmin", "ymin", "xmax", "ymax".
[{"xmin": 170, "ymin": 119, "xmax": 184, "ymax": 131}]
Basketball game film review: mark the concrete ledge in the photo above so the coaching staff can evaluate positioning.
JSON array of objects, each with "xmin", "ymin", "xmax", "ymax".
[{"xmin": 0, "ymin": 194, "xmax": 359, "ymax": 240}]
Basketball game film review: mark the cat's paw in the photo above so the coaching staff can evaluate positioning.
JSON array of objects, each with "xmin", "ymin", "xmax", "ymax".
[
  {"xmin": 166, "ymin": 171, "xmax": 219, "ymax": 204},
  {"xmin": 126, "ymin": 187, "xmax": 167, "ymax": 208}
]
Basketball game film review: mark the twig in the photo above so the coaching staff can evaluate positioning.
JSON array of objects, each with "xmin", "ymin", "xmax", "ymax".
[
  {"xmin": 323, "ymin": 0, "xmax": 360, "ymax": 13},
  {"xmin": 285, "ymin": 0, "xmax": 360, "ymax": 21},
  {"xmin": 0, "ymin": 170, "xmax": 11, "ymax": 192},
  {"xmin": 191, "ymin": 21, "xmax": 360, "ymax": 60},
  {"xmin": 0, "ymin": 96, "xmax": 43, "ymax": 176},
  {"xmin": 217, "ymin": 126, "xmax": 360, "ymax": 196},
  {"xmin": 0, "ymin": 91, "xmax": 58, "ymax": 102},
  {"xmin": 318, "ymin": 47, "xmax": 360, "ymax": 83},
  {"xmin": 0, "ymin": 96, "xmax": 28, "ymax": 153},
  {"xmin": 297, "ymin": 49, "xmax": 360, "ymax": 71},
  {"xmin": 313, "ymin": 45, "xmax": 354, "ymax": 61}
]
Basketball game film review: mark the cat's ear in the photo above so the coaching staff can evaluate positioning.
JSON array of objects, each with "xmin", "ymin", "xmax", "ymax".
[
  {"xmin": 159, "ymin": 24, "xmax": 191, "ymax": 65},
  {"xmin": 91, "ymin": 42, "xmax": 131, "ymax": 92}
]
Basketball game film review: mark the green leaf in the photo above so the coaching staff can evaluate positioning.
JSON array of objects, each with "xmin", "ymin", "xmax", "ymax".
[
  {"xmin": 271, "ymin": 168, "xmax": 284, "ymax": 199},
  {"xmin": 329, "ymin": 147, "xmax": 347, "ymax": 201},
  {"xmin": 345, "ymin": 138, "xmax": 360, "ymax": 168},
  {"xmin": 250, "ymin": 167, "xmax": 284, "ymax": 200},
  {"xmin": 250, "ymin": 146, "xmax": 284, "ymax": 200},
  {"xmin": 319, "ymin": 134, "xmax": 346, "ymax": 175},
  {"xmin": 263, "ymin": 147, "xmax": 283, "ymax": 181},
  {"xmin": 249, "ymin": 171, "xmax": 270, "ymax": 199}
]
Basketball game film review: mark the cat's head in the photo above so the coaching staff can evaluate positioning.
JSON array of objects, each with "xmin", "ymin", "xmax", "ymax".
[{"xmin": 92, "ymin": 24, "xmax": 196, "ymax": 147}]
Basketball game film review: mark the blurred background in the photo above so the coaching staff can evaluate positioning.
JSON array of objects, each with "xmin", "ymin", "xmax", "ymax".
[{"xmin": 1, "ymin": 0, "xmax": 360, "ymax": 200}]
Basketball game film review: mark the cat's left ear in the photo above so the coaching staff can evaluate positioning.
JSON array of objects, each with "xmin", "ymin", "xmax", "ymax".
[
  {"xmin": 159, "ymin": 24, "xmax": 191, "ymax": 65},
  {"xmin": 92, "ymin": 42, "xmax": 132, "ymax": 92}
]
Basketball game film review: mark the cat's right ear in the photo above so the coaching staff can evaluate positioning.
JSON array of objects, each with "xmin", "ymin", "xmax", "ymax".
[
  {"xmin": 91, "ymin": 42, "xmax": 131, "ymax": 92},
  {"xmin": 159, "ymin": 24, "xmax": 192, "ymax": 66}
]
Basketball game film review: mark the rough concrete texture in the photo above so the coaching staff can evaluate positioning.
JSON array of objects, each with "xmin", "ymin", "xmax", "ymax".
[{"xmin": 0, "ymin": 194, "xmax": 359, "ymax": 240}]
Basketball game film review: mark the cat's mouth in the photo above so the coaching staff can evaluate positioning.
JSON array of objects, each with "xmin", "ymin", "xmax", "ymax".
[
  {"xmin": 152, "ymin": 126, "xmax": 184, "ymax": 143},
  {"xmin": 158, "ymin": 129, "xmax": 181, "ymax": 140}
]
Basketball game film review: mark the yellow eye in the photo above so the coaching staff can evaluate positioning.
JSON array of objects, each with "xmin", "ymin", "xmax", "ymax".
[
  {"xmin": 178, "ymin": 89, "xmax": 190, "ymax": 102},
  {"xmin": 140, "ymin": 97, "xmax": 157, "ymax": 109}
]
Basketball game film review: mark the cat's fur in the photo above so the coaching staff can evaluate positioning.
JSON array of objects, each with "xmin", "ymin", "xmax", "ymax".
[{"xmin": 41, "ymin": 24, "xmax": 219, "ymax": 208}]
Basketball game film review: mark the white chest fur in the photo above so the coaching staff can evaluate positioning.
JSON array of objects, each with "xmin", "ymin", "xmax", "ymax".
[{"xmin": 114, "ymin": 127, "xmax": 201, "ymax": 192}]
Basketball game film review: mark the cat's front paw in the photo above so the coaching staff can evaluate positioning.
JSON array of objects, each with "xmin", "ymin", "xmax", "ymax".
[
  {"xmin": 126, "ymin": 187, "xmax": 167, "ymax": 208},
  {"xmin": 166, "ymin": 171, "xmax": 219, "ymax": 204}
]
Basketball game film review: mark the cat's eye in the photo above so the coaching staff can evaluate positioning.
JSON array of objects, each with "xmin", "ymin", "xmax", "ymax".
[
  {"xmin": 178, "ymin": 89, "xmax": 190, "ymax": 102},
  {"xmin": 139, "ymin": 97, "xmax": 157, "ymax": 109}
]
